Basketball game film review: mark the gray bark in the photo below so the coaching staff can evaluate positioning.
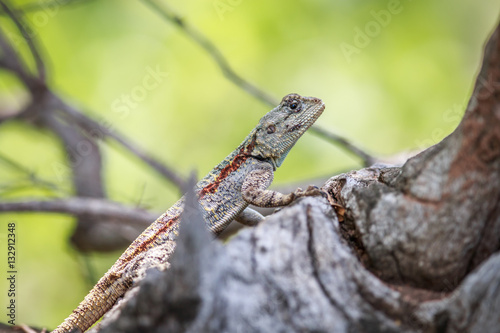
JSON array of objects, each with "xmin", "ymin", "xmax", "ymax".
[{"xmin": 91, "ymin": 23, "xmax": 500, "ymax": 333}]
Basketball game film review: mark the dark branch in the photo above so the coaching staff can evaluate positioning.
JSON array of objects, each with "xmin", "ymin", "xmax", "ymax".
[
  {"xmin": 0, "ymin": 26, "xmax": 36, "ymax": 90},
  {"xmin": 0, "ymin": 197, "xmax": 157, "ymax": 226},
  {"xmin": 141, "ymin": 0, "xmax": 278, "ymax": 107},
  {"xmin": 0, "ymin": 2, "xmax": 186, "ymax": 191},
  {"xmin": 0, "ymin": 153, "xmax": 66, "ymax": 195},
  {"xmin": 51, "ymin": 94, "xmax": 187, "ymax": 189},
  {"xmin": 140, "ymin": 0, "xmax": 376, "ymax": 166},
  {"xmin": 0, "ymin": 0, "xmax": 46, "ymax": 81},
  {"xmin": 16, "ymin": 0, "xmax": 95, "ymax": 13},
  {"xmin": 309, "ymin": 126, "xmax": 377, "ymax": 167}
]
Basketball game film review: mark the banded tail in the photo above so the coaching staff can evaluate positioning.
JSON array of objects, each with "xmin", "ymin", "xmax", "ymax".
[{"xmin": 52, "ymin": 201, "xmax": 183, "ymax": 333}]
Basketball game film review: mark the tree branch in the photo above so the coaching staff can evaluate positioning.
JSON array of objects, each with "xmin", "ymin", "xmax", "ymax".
[
  {"xmin": 0, "ymin": 1, "xmax": 188, "ymax": 251},
  {"xmin": 0, "ymin": 197, "xmax": 157, "ymax": 225},
  {"xmin": 309, "ymin": 125, "xmax": 377, "ymax": 166},
  {"xmin": 0, "ymin": 2, "xmax": 186, "ymax": 190},
  {"xmin": 17, "ymin": 0, "xmax": 95, "ymax": 13},
  {"xmin": 140, "ymin": 0, "xmax": 278, "ymax": 107},
  {"xmin": 0, "ymin": 0, "xmax": 46, "ymax": 81},
  {"xmin": 0, "ymin": 25, "xmax": 38, "ymax": 92},
  {"xmin": 140, "ymin": 0, "xmax": 376, "ymax": 166},
  {"xmin": 0, "ymin": 153, "xmax": 66, "ymax": 195},
  {"xmin": 51, "ymin": 94, "xmax": 187, "ymax": 189}
]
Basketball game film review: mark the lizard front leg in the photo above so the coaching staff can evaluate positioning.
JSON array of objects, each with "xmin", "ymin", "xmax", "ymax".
[{"xmin": 241, "ymin": 163, "xmax": 324, "ymax": 208}]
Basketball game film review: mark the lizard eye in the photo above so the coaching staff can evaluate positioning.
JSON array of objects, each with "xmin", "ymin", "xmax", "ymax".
[
  {"xmin": 267, "ymin": 125, "xmax": 276, "ymax": 134},
  {"xmin": 288, "ymin": 100, "xmax": 301, "ymax": 112}
]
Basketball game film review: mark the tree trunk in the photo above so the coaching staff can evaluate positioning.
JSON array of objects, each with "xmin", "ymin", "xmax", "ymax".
[{"xmin": 90, "ymin": 22, "xmax": 500, "ymax": 333}]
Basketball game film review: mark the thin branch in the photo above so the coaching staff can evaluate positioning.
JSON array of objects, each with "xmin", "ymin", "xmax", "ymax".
[
  {"xmin": 140, "ymin": 0, "xmax": 378, "ymax": 165},
  {"xmin": 17, "ymin": 0, "xmax": 95, "ymax": 13},
  {"xmin": 309, "ymin": 126, "xmax": 376, "ymax": 167},
  {"xmin": 0, "ymin": 25, "xmax": 36, "ymax": 88},
  {"xmin": 1, "ymin": 13, "xmax": 185, "ymax": 191},
  {"xmin": 0, "ymin": 107, "xmax": 25, "ymax": 123},
  {"xmin": 0, "ymin": 153, "xmax": 67, "ymax": 195},
  {"xmin": 0, "ymin": 182, "xmax": 54, "ymax": 197},
  {"xmin": 51, "ymin": 94, "xmax": 187, "ymax": 189},
  {"xmin": 0, "ymin": 197, "xmax": 157, "ymax": 226},
  {"xmin": 0, "ymin": 20, "xmax": 185, "ymax": 190},
  {"xmin": 1, "ymin": 0, "xmax": 376, "ymax": 186},
  {"xmin": 141, "ymin": 0, "xmax": 278, "ymax": 107},
  {"xmin": 0, "ymin": 0, "xmax": 46, "ymax": 81}
]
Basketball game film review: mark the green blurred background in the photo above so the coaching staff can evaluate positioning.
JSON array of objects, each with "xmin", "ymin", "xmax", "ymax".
[{"xmin": 0, "ymin": 0, "xmax": 499, "ymax": 328}]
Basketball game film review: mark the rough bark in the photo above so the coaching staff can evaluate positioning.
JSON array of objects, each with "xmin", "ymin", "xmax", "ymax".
[
  {"xmin": 325, "ymin": 23, "xmax": 500, "ymax": 291},
  {"xmin": 87, "ymin": 22, "xmax": 500, "ymax": 333}
]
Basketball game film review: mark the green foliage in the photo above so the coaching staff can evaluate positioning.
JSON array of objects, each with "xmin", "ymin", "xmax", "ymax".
[{"xmin": 0, "ymin": 0, "xmax": 498, "ymax": 328}]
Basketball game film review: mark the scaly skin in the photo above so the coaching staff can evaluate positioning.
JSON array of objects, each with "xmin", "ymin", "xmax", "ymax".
[{"xmin": 52, "ymin": 93, "xmax": 325, "ymax": 332}]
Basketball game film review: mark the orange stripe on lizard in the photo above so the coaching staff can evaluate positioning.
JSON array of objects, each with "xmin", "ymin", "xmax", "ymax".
[{"xmin": 199, "ymin": 137, "xmax": 256, "ymax": 198}]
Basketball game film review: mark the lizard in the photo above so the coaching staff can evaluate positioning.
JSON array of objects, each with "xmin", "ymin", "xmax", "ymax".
[{"xmin": 52, "ymin": 93, "xmax": 325, "ymax": 333}]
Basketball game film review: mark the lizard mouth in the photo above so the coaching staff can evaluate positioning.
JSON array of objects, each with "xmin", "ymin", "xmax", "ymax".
[
  {"xmin": 268, "ymin": 99, "xmax": 325, "ymax": 170},
  {"xmin": 302, "ymin": 100, "xmax": 325, "ymax": 128},
  {"xmin": 288, "ymin": 100, "xmax": 325, "ymax": 140},
  {"xmin": 269, "ymin": 157, "xmax": 279, "ymax": 170}
]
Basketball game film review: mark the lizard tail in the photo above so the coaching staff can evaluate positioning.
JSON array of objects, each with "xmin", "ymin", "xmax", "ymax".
[
  {"xmin": 51, "ymin": 274, "xmax": 131, "ymax": 333},
  {"xmin": 51, "ymin": 204, "xmax": 183, "ymax": 332}
]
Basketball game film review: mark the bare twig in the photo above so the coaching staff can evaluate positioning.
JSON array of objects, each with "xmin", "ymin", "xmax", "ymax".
[
  {"xmin": 41, "ymin": 105, "xmax": 107, "ymax": 199},
  {"xmin": 0, "ymin": 26, "xmax": 36, "ymax": 88},
  {"xmin": 0, "ymin": 0, "xmax": 180, "ymax": 251},
  {"xmin": 0, "ymin": 0, "xmax": 46, "ymax": 81},
  {"xmin": 2, "ymin": 0, "xmax": 375, "ymax": 192},
  {"xmin": 17, "ymin": 0, "xmax": 95, "ymax": 12},
  {"xmin": 309, "ymin": 126, "xmax": 376, "ymax": 167},
  {"xmin": 0, "ymin": 197, "xmax": 157, "ymax": 226},
  {"xmin": 0, "ymin": 10, "xmax": 186, "ymax": 191},
  {"xmin": 141, "ymin": 0, "xmax": 278, "ymax": 107},
  {"xmin": 0, "ymin": 153, "xmax": 66, "ymax": 195},
  {"xmin": 140, "ymin": 0, "xmax": 377, "ymax": 165},
  {"xmin": 0, "ymin": 182, "xmax": 64, "ymax": 198},
  {"xmin": 0, "ymin": 106, "xmax": 25, "ymax": 123},
  {"xmin": 51, "ymin": 94, "xmax": 187, "ymax": 189}
]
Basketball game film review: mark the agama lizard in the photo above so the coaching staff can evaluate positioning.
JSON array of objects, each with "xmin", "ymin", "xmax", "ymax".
[{"xmin": 52, "ymin": 93, "xmax": 325, "ymax": 333}]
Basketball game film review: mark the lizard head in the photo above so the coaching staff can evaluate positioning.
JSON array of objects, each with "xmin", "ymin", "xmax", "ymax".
[{"xmin": 247, "ymin": 93, "xmax": 325, "ymax": 170}]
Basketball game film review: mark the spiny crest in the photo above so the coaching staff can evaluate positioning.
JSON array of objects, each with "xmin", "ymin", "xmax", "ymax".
[{"xmin": 251, "ymin": 93, "xmax": 324, "ymax": 169}]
